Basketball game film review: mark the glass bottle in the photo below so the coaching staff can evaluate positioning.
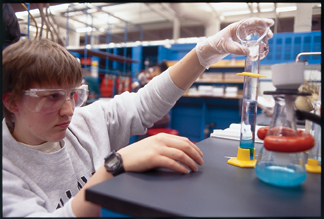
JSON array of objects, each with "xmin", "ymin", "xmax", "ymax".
[{"xmin": 308, "ymin": 86, "xmax": 321, "ymax": 165}]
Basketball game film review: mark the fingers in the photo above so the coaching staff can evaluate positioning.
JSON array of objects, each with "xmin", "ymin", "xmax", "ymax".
[
  {"xmin": 266, "ymin": 28, "xmax": 273, "ymax": 40},
  {"xmin": 155, "ymin": 156, "xmax": 192, "ymax": 174},
  {"xmin": 160, "ymin": 147, "xmax": 198, "ymax": 173},
  {"xmin": 254, "ymin": 18, "xmax": 274, "ymax": 40},
  {"xmin": 147, "ymin": 133, "xmax": 204, "ymax": 173},
  {"xmin": 118, "ymin": 133, "xmax": 204, "ymax": 174},
  {"xmin": 229, "ymin": 42, "xmax": 249, "ymax": 56},
  {"xmin": 173, "ymin": 134, "xmax": 203, "ymax": 157},
  {"xmin": 263, "ymin": 18, "xmax": 275, "ymax": 27},
  {"xmin": 160, "ymin": 134, "xmax": 204, "ymax": 166},
  {"xmin": 157, "ymin": 133, "xmax": 203, "ymax": 157}
]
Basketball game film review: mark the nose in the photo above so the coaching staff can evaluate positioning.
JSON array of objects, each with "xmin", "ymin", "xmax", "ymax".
[{"xmin": 59, "ymin": 98, "xmax": 74, "ymax": 116}]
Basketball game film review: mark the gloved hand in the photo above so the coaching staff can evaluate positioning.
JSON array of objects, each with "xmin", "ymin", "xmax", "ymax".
[{"xmin": 196, "ymin": 17, "xmax": 274, "ymax": 69}]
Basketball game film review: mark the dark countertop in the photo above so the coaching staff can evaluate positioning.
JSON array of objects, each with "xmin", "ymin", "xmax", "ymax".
[{"xmin": 86, "ymin": 137, "xmax": 321, "ymax": 217}]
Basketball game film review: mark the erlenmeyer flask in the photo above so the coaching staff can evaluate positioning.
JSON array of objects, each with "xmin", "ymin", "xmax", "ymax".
[{"xmin": 255, "ymin": 95, "xmax": 314, "ymax": 187}]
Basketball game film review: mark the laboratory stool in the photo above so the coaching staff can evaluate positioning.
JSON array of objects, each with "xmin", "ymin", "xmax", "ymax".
[{"xmin": 147, "ymin": 128, "xmax": 179, "ymax": 136}]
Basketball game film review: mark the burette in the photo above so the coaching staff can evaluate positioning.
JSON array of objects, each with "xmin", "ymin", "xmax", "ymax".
[
  {"xmin": 238, "ymin": 42, "xmax": 265, "ymax": 160},
  {"xmin": 228, "ymin": 18, "xmax": 269, "ymax": 167}
]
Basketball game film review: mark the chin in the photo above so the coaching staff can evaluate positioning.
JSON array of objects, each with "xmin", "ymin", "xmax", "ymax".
[{"xmin": 51, "ymin": 130, "xmax": 67, "ymax": 142}]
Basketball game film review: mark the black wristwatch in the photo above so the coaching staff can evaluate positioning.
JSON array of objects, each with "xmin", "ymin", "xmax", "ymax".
[{"xmin": 104, "ymin": 150, "xmax": 125, "ymax": 176}]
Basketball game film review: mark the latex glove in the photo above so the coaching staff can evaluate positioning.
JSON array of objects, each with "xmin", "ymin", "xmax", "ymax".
[
  {"xmin": 196, "ymin": 17, "xmax": 274, "ymax": 69},
  {"xmin": 117, "ymin": 133, "xmax": 204, "ymax": 174}
]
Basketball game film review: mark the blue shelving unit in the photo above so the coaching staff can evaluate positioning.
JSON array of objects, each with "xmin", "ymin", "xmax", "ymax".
[
  {"xmin": 171, "ymin": 97, "xmax": 243, "ymax": 142},
  {"xmin": 262, "ymin": 31, "xmax": 321, "ymax": 65},
  {"xmin": 156, "ymin": 31, "xmax": 321, "ymax": 65}
]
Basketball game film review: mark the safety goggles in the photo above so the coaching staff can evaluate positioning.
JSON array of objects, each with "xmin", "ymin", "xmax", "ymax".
[{"xmin": 23, "ymin": 84, "xmax": 89, "ymax": 113}]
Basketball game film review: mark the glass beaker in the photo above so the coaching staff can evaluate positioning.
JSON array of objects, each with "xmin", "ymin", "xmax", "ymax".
[
  {"xmin": 236, "ymin": 18, "xmax": 270, "ymax": 61},
  {"xmin": 255, "ymin": 94, "xmax": 314, "ymax": 187}
]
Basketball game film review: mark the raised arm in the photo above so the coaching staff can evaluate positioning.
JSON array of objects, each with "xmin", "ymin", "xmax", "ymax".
[{"xmin": 170, "ymin": 17, "xmax": 274, "ymax": 90}]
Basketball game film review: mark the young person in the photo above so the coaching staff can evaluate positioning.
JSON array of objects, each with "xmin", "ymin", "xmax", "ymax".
[
  {"xmin": 2, "ymin": 17, "xmax": 274, "ymax": 217},
  {"xmin": 132, "ymin": 60, "xmax": 169, "ymax": 92}
]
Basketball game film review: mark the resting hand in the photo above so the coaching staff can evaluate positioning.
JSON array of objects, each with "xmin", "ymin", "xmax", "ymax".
[
  {"xmin": 117, "ymin": 133, "xmax": 204, "ymax": 174},
  {"xmin": 196, "ymin": 17, "xmax": 274, "ymax": 69}
]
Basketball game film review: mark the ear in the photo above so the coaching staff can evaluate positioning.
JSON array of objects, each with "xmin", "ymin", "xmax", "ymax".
[{"xmin": 2, "ymin": 93, "xmax": 19, "ymax": 113}]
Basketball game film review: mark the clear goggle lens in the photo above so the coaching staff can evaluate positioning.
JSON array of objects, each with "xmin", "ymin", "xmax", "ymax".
[{"xmin": 23, "ymin": 84, "xmax": 89, "ymax": 113}]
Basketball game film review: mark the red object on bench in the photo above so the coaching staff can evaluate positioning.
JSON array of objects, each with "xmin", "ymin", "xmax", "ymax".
[{"xmin": 147, "ymin": 128, "xmax": 179, "ymax": 136}]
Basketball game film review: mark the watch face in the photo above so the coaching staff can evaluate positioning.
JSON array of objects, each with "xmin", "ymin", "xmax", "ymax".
[
  {"xmin": 104, "ymin": 151, "xmax": 125, "ymax": 176},
  {"xmin": 107, "ymin": 156, "xmax": 119, "ymax": 169}
]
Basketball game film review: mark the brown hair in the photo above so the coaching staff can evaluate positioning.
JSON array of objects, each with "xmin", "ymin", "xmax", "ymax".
[{"xmin": 2, "ymin": 38, "xmax": 83, "ymax": 128}]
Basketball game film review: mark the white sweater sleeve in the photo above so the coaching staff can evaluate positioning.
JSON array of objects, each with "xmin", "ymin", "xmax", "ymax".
[
  {"xmin": 70, "ymin": 69, "xmax": 186, "ymax": 151},
  {"xmin": 106, "ymin": 69, "xmax": 186, "ymax": 148}
]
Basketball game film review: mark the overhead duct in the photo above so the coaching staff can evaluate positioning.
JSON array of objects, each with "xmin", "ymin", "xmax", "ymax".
[{"xmin": 169, "ymin": 3, "xmax": 221, "ymax": 39}]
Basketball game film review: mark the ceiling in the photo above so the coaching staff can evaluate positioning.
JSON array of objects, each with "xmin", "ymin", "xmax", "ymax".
[{"xmin": 11, "ymin": 2, "xmax": 322, "ymax": 47}]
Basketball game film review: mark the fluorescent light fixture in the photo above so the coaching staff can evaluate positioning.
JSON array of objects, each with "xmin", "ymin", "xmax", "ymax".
[
  {"xmin": 15, "ymin": 8, "xmax": 40, "ymax": 19},
  {"xmin": 28, "ymin": 25, "xmax": 37, "ymax": 32},
  {"xmin": 164, "ymin": 40, "xmax": 172, "ymax": 49},
  {"xmin": 222, "ymin": 10, "xmax": 251, "ymax": 16},
  {"xmin": 123, "ymin": 42, "xmax": 138, "ymax": 47},
  {"xmin": 96, "ymin": 42, "xmax": 115, "ymax": 49},
  {"xmin": 107, "ymin": 17, "xmax": 120, "ymax": 24},
  {"xmin": 75, "ymin": 36, "xmax": 215, "ymax": 50},
  {"xmin": 184, "ymin": 37, "xmax": 201, "ymax": 44},
  {"xmin": 260, "ymin": 8, "xmax": 273, "ymax": 12},
  {"xmin": 48, "ymin": 3, "xmax": 70, "ymax": 13},
  {"xmin": 64, "ymin": 11, "xmax": 84, "ymax": 17},
  {"xmin": 150, "ymin": 40, "xmax": 168, "ymax": 46},
  {"xmin": 276, "ymin": 6, "xmax": 297, "ymax": 13},
  {"xmin": 86, "ymin": 3, "xmax": 97, "ymax": 9},
  {"xmin": 87, "ymin": 8, "xmax": 98, "ymax": 14},
  {"xmin": 15, "ymin": 11, "xmax": 27, "ymax": 19},
  {"xmin": 177, "ymin": 38, "xmax": 200, "ymax": 44},
  {"xmin": 176, "ymin": 38, "xmax": 185, "ymax": 44},
  {"xmin": 16, "ymin": 3, "xmax": 71, "ymax": 19},
  {"xmin": 76, "ymin": 27, "xmax": 93, "ymax": 33},
  {"xmin": 141, "ymin": 41, "xmax": 149, "ymax": 46}
]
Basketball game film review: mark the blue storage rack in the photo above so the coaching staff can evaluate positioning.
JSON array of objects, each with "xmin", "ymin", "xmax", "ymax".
[
  {"xmin": 262, "ymin": 31, "xmax": 321, "ymax": 65},
  {"xmin": 158, "ymin": 31, "xmax": 321, "ymax": 65}
]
